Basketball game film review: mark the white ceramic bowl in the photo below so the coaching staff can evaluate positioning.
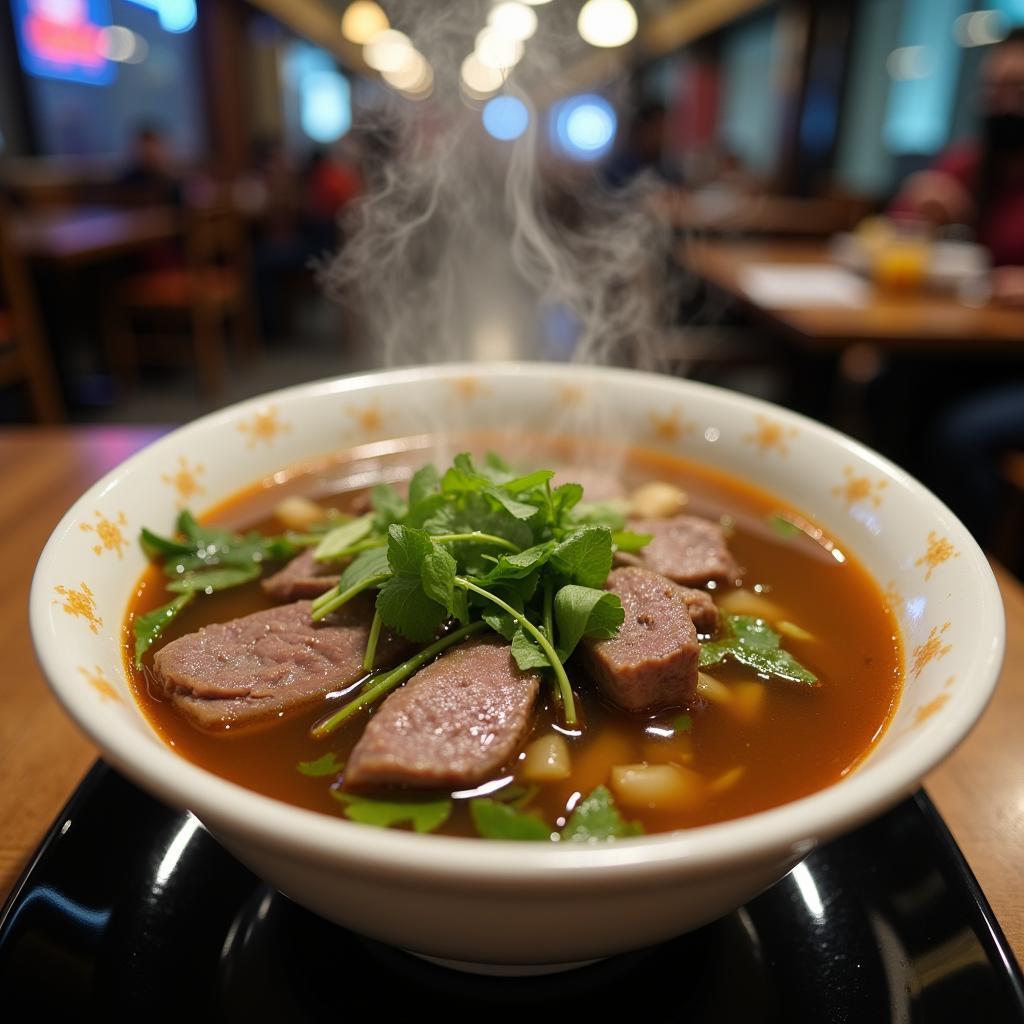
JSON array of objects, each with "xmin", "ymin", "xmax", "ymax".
[{"xmin": 30, "ymin": 363, "xmax": 1004, "ymax": 971}]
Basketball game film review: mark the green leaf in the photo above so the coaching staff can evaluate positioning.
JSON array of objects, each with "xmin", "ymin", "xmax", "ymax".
[
  {"xmin": 133, "ymin": 593, "xmax": 194, "ymax": 667},
  {"xmin": 483, "ymin": 451, "xmax": 512, "ymax": 474},
  {"xmin": 470, "ymin": 799, "xmax": 553, "ymax": 841},
  {"xmin": 166, "ymin": 563, "xmax": 260, "ymax": 594},
  {"xmin": 421, "ymin": 543, "xmax": 457, "ymax": 613},
  {"xmin": 176, "ymin": 509, "xmax": 233, "ymax": 548},
  {"xmin": 336, "ymin": 547, "xmax": 391, "ymax": 593},
  {"xmin": 553, "ymin": 585, "xmax": 625, "ymax": 661},
  {"xmin": 296, "ymin": 752, "xmax": 345, "ymax": 777},
  {"xmin": 562, "ymin": 785, "xmax": 643, "ymax": 842},
  {"xmin": 570, "ymin": 500, "xmax": 629, "ymax": 531},
  {"xmin": 500, "ymin": 469, "xmax": 555, "ymax": 494},
  {"xmin": 510, "ymin": 629, "xmax": 552, "ymax": 670},
  {"xmin": 612, "ymin": 530, "xmax": 652, "ymax": 554},
  {"xmin": 407, "ymin": 464, "xmax": 441, "ymax": 510},
  {"xmin": 332, "ymin": 792, "xmax": 452, "ymax": 833},
  {"xmin": 551, "ymin": 525, "xmax": 614, "ymax": 588},
  {"xmin": 549, "ymin": 482, "xmax": 584, "ymax": 522},
  {"xmin": 481, "ymin": 608, "xmax": 518, "ymax": 641},
  {"xmin": 313, "ymin": 514, "xmax": 373, "ymax": 562},
  {"xmin": 371, "ymin": 484, "xmax": 408, "ymax": 531},
  {"xmin": 139, "ymin": 527, "xmax": 192, "ymax": 560},
  {"xmin": 475, "ymin": 542, "xmax": 554, "ymax": 584},
  {"xmin": 699, "ymin": 613, "xmax": 818, "ymax": 685},
  {"xmin": 377, "ymin": 574, "xmax": 448, "ymax": 643}
]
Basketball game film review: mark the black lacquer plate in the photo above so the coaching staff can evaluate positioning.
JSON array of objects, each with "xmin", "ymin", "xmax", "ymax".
[{"xmin": 2, "ymin": 762, "xmax": 1022, "ymax": 1022}]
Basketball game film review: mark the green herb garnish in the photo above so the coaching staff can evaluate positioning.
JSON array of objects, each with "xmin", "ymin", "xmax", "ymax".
[
  {"xmin": 562, "ymin": 785, "xmax": 644, "ymax": 842},
  {"xmin": 469, "ymin": 799, "xmax": 554, "ymax": 841},
  {"xmin": 132, "ymin": 592, "xmax": 194, "ymax": 667},
  {"xmin": 332, "ymin": 791, "xmax": 452, "ymax": 833},
  {"xmin": 307, "ymin": 453, "xmax": 651, "ymax": 731},
  {"xmin": 699, "ymin": 613, "xmax": 818, "ymax": 685},
  {"xmin": 296, "ymin": 752, "xmax": 345, "ymax": 777}
]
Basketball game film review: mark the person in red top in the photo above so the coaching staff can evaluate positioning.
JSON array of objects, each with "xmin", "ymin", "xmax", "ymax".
[{"xmin": 894, "ymin": 27, "xmax": 1024, "ymax": 302}]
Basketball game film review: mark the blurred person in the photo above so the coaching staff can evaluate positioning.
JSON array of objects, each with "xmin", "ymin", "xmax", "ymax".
[
  {"xmin": 892, "ymin": 28, "xmax": 1024, "ymax": 302},
  {"xmin": 304, "ymin": 143, "xmax": 364, "ymax": 253},
  {"xmin": 890, "ymin": 31, "xmax": 1024, "ymax": 552},
  {"xmin": 118, "ymin": 123, "xmax": 183, "ymax": 207}
]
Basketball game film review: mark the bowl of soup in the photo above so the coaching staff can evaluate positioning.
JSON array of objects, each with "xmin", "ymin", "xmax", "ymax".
[{"xmin": 29, "ymin": 363, "xmax": 1004, "ymax": 971}]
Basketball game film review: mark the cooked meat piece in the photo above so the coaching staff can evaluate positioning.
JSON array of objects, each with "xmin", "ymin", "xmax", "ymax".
[
  {"xmin": 583, "ymin": 567, "xmax": 700, "ymax": 712},
  {"xmin": 616, "ymin": 515, "xmax": 739, "ymax": 587},
  {"xmin": 344, "ymin": 635, "xmax": 540, "ymax": 792},
  {"xmin": 680, "ymin": 586, "xmax": 718, "ymax": 635},
  {"xmin": 262, "ymin": 548, "xmax": 342, "ymax": 601},
  {"xmin": 153, "ymin": 599, "xmax": 409, "ymax": 729},
  {"xmin": 551, "ymin": 466, "xmax": 625, "ymax": 503}
]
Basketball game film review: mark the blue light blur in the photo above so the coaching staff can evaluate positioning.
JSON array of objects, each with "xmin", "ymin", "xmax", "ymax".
[
  {"xmin": 482, "ymin": 96, "xmax": 530, "ymax": 141},
  {"xmin": 301, "ymin": 70, "xmax": 352, "ymax": 143},
  {"xmin": 126, "ymin": 0, "xmax": 197, "ymax": 33},
  {"xmin": 550, "ymin": 94, "xmax": 617, "ymax": 161}
]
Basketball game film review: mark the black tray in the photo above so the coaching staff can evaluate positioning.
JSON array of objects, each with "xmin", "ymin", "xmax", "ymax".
[{"xmin": 2, "ymin": 762, "xmax": 1022, "ymax": 1021}]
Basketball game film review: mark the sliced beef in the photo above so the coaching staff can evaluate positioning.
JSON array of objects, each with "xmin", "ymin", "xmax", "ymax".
[
  {"xmin": 343, "ymin": 635, "xmax": 540, "ymax": 792},
  {"xmin": 262, "ymin": 548, "xmax": 342, "ymax": 602},
  {"xmin": 616, "ymin": 514, "xmax": 739, "ymax": 587},
  {"xmin": 551, "ymin": 466, "xmax": 625, "ymax": 503},
  {"xmin": 680, "ymin": 586, "xmax": 718, "ymax": 635},
  {"xmin": 583, "ymin": 567, "xmax": 700, "ymax": 712},
  {"xmin": 153, "ymin": 598, "xmax": 409, "ymax": 729}
]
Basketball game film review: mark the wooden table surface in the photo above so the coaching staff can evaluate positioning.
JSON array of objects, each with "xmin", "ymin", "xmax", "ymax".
[
  {"xmin": 681, "ymin": 239, "xmax": 1024, "ymax": 350},
  {"xmin": 1, "ymin": 427, "xmax": 1022, "ymax": 963},
  {"xmin": 11, "ymin": 205, "xmax": 179, "ymax": 265}
]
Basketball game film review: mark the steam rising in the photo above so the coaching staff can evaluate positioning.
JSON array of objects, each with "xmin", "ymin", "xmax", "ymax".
[{"xmin": 319, "ymin": 5, "xmax": 678, "ymax": 374}]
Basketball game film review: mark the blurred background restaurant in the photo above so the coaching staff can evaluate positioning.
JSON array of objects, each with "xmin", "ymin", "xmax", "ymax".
[{"xmin": 0, "ymin": 0, "xmax": 1022, "ymax": 573}]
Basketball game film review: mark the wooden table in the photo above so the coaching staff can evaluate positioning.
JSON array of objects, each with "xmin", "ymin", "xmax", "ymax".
[
  {"xmin": 11, "ymin": 205, "xmax": 179, "ymax": 266},
  {"xmin": 1, "ymin": 428, "xmax": 1022, "ymax": 964},
  {"xmin": 681, "ymin": 239, "xmax": 1024, "ymax": 350}
]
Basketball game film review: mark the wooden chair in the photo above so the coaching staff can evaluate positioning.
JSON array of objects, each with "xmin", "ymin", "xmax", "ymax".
[
  {"xmin": 0, "ymin": 204, "xmax": 64, "ymax": 422},
  {"xmin": 105, "ymin": 202, "xmax": 261, "ymax": 397}
]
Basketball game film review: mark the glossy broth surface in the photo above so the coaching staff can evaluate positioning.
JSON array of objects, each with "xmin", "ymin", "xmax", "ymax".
[{"xmin": 125, "ymin": 436, "xmax": 902, "ymax": 837}]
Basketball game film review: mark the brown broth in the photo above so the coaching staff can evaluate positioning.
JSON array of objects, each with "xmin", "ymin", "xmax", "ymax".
[{"xmin": 123, "ymin": 436, "xmax": 902, "ymax": 838}]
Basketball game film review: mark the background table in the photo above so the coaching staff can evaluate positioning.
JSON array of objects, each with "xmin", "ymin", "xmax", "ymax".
[
  {"xmin": 1, "ymin": 427, "xmax": 1021, "ymax": 962},
  {"xmin": 681, "ymin": 239, "xmax": 1024, "ymax": 351}
]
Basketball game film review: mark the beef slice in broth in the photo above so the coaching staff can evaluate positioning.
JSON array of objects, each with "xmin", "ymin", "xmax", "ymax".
[
  {"xmin": 153, "ymin": 598, "xmax": 409, "ymax": 729},
  {"xmin": 262, "ymin": 548, "xmax": 342, "ymax": 601},
  {"xmin": 344, "ymin": 635, "xmax": 540, "ymax": 792},
  {"xmin": 617, "ymin": 514, "xmax": 739, "ymax": 587},
  {"xmin": 583, "ymin": 567, "xmax": 700, "ymax": 712}
]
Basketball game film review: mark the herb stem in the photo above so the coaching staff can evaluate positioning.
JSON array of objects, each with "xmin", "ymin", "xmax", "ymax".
[
  {"xmin": 454, "ymin": 577, "xmax": 577, "ymax": 725},
  {"xmin": 319, "ymin": 531, "xmax": 522, "ymax": 563},
  {"xmin": 541, "ymin": 579, "xmax": 562, "ymax": 709},
  {"xmin": 363, "ymin": 609, "xmax": 383, "ymax": 673},
  {"xmin": 311, "ymin": 572, "xmax": 391, "ymax": 621},
  {"xmin": 311, "ymin": 620, "xmax": 487, "ymax": 739}
]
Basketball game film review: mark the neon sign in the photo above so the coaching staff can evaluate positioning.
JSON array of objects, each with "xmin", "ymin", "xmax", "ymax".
[{"xmin": 11, "ymin": 0, "xmax": 115, "ymax": 85}]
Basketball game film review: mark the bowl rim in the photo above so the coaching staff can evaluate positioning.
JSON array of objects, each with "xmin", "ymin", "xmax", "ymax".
[{"xmin": 30, "ymin": 362, "xmax": 1006, "ymax": 885}]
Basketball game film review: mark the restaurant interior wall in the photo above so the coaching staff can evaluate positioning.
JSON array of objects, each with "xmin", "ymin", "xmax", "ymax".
[
  {"xmin": 718, "ymin": 7, "xmax": 783, "ymax": 179},
  {"xmin": 17, "ymin": 0, "xmax": 204, "ymax": 161}
]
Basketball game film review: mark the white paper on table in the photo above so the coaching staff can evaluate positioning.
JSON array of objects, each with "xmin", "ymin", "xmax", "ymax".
[{"xmin": 738, "ymin": 264, "xmax": 870, "ymax": 308}]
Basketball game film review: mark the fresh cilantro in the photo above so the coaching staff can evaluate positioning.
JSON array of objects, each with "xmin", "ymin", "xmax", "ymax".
[
  {"xmin": 470, "ymin": 799, "xmax": 553, "ymax": 840},
  {"xmin": 699, "ymin": 613, "xmax": 818, "ymax": 685},
  {"xmin": 510, "ymin": 629, "xmax": 552, "ymax": 671},
  {"xmin": 336, "ymin": 546, "xmax": 392, "ymax": 593},
  {"xmin": 133, "ymin": 593, "xmax": 194, "ymax": 667},
  {"xmin": 166, "ymin": 564, "xmax": 261, "ymax": 594},
  {"xmin": 407, "ymin": 464, "xmax": 441, "ymax": 509},
  {"xmin": 297, "ymin": 752, "xmax": 345, "ymax": 777},
  {"xmin": 313, "ymin": 514, "xmax": 373, "ymax": 562},
  {"xmin": 332, "ymin": 791, "xmax": 452, "ymax": 833},
  {"xmin": 551, "ymin": 525, "xmax": 614, "ymax": 588},
  {"xmin": 612, "ymin": 530, "xmax": 653, "ymax": 553},
  {"xmin": 370, "ymin": 484, "xmax": 408, "ymax": 531},
  {"xmin": 562, "ymin": 786, "xmax": 644, "ymax": 842},
  {"xmin": 553, "ymin": 585, "xmax": 625, "ymax": 660}
]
